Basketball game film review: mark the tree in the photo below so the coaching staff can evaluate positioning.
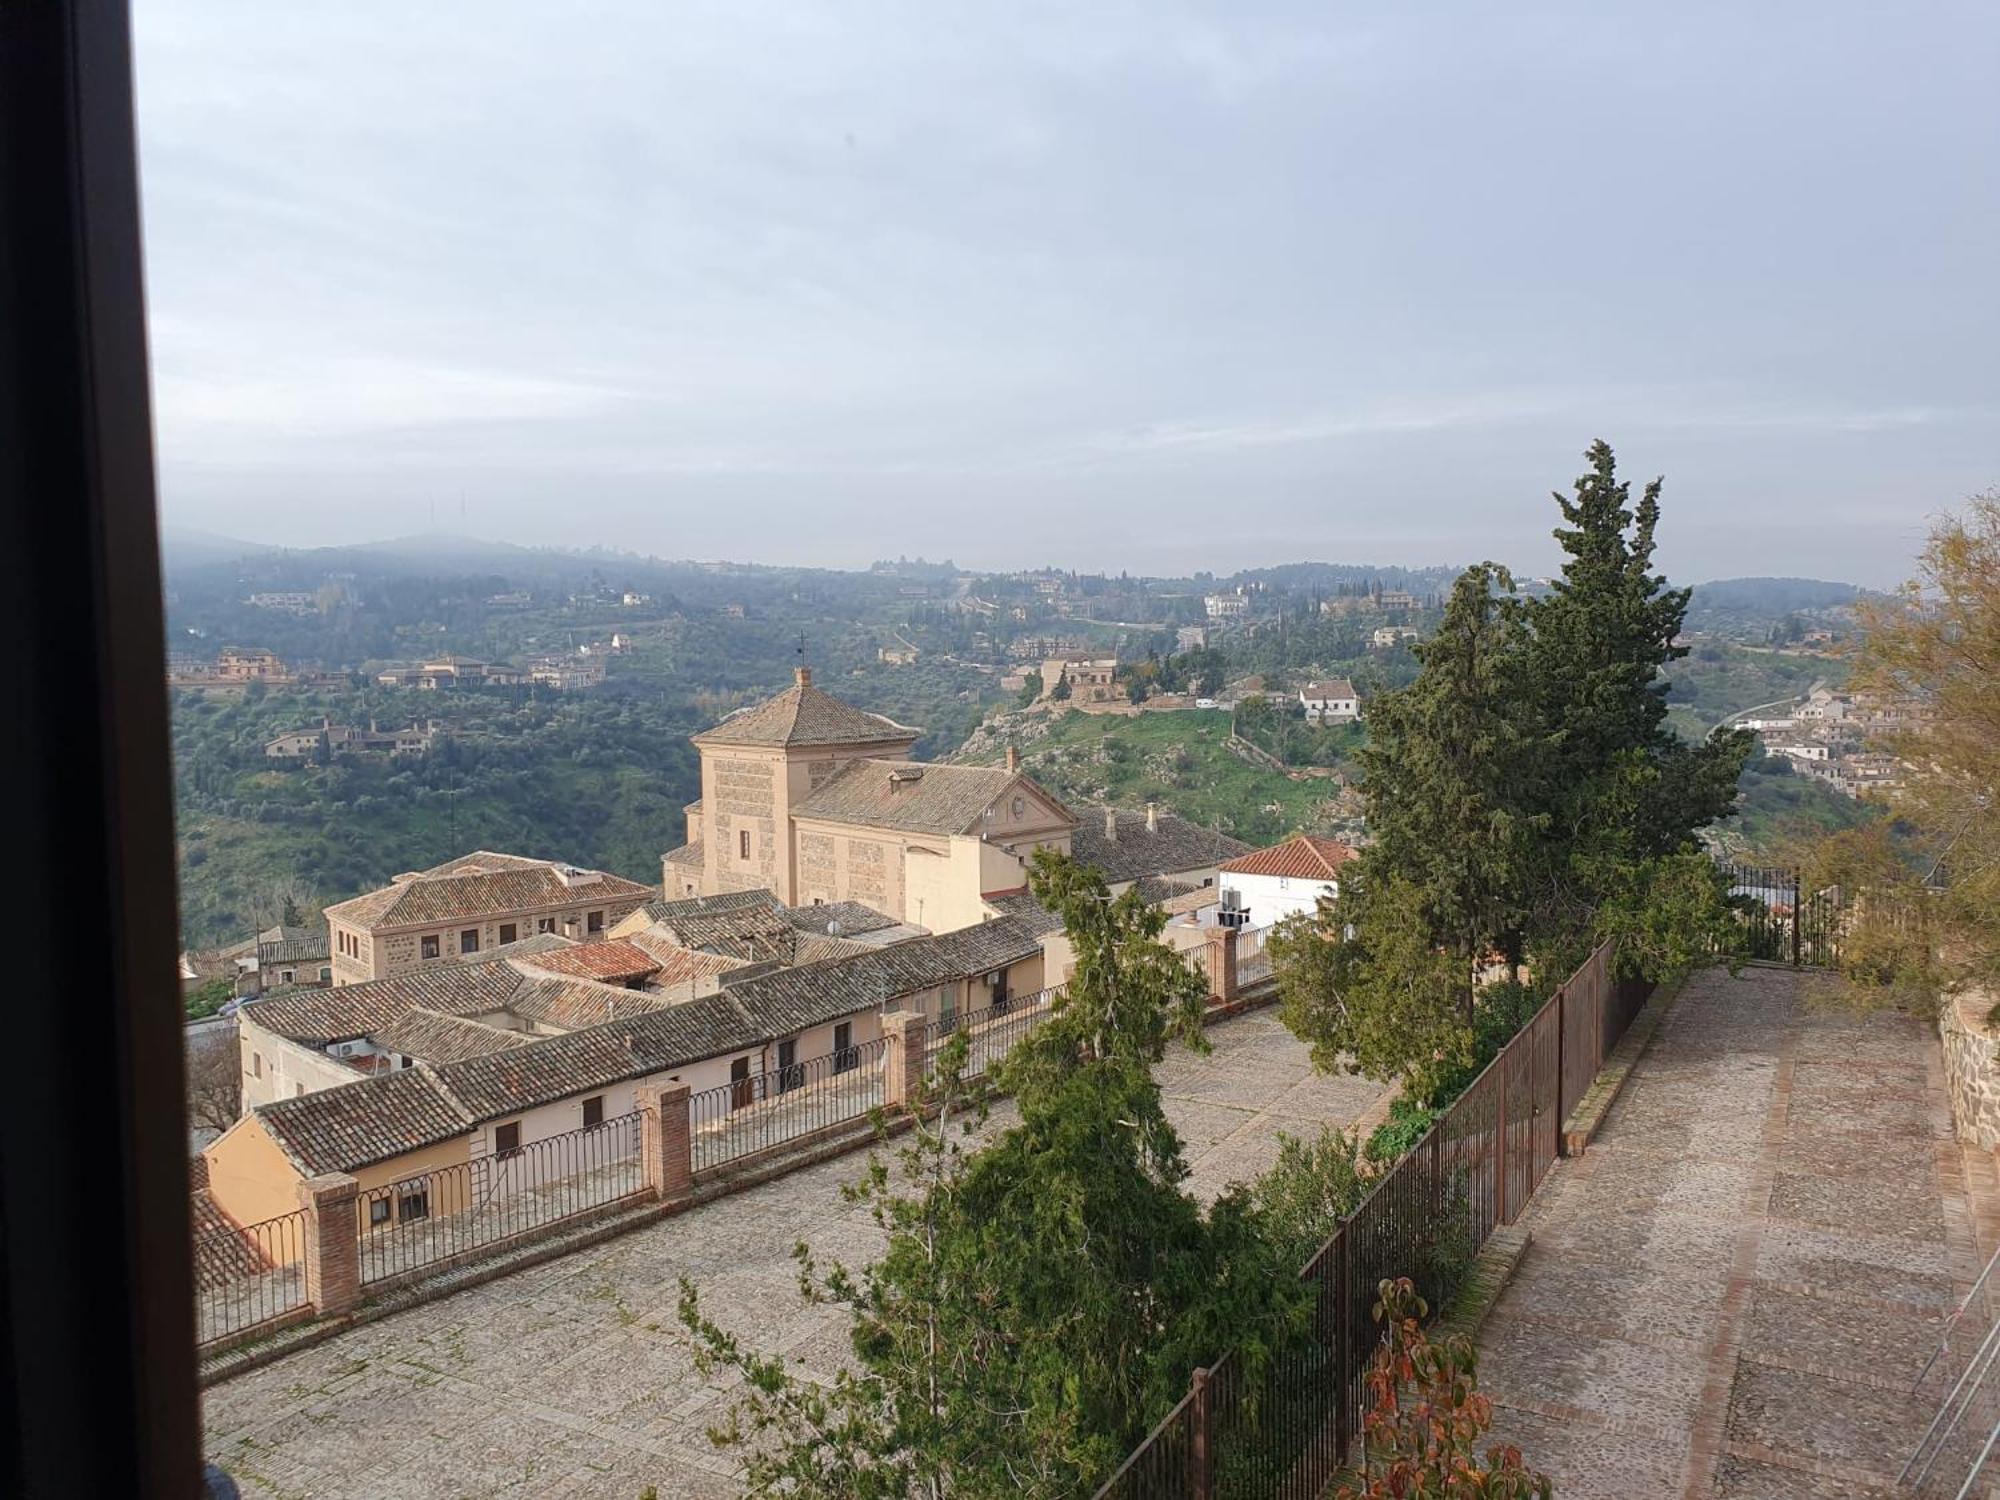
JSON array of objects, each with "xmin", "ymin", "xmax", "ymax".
[
  {"xmin": 1016, "ymin": 670, "xmax": 1043, "ymax": 707},
  {"xmin": 1050, "ymin": 670, "xmax": 1071, "ymax": 702},
  {"xmin": 1330, "ymin": 1279, "xmax": 1551, "ymax": 1500},
  {"xmin": 184, "ymin": 976, "xmax": 234, "ymax": 1021},
  {"xmin": 185, "ymin": 1028, "xmax": 241, "ymax": 1137},
  {"xmin": 1807, "ymin": 495, "xmax": 2000, "ymax": 1005},
  {"xmin": 676, "ymin": 850, "xmax": 1306, "ymax": 1498}
]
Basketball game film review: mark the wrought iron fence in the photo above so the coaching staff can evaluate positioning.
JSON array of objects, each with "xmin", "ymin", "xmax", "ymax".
[
  {"xmin": 688, "ymin": 1035, "xmax": 890, "ymax": 1175},
  {"xmin": 921, "ymin": 985, "xmax": 1060, "ymax": 1081},
  {"xmin": 356, "ymin": 1110, "xmax": 646, "ymax": 1286},
  {"xmin": 193, "ymin": 1206, "xmax": 309, "ymax": 1347},
  {"xmin": 1714, "ymin": 860, "xmax": 1840, "ymax": 967},
  {"xmin": 1094, "ymin": 937, "xmax": 1644, "ymax": 1499}
]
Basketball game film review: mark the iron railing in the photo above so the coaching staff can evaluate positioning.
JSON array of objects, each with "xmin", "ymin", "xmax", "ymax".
[
  {"xmin": 920, "ymin": 985, "xmax": 1060, "ymax": 1081},
  {"xmin": 1714, "ymin": 861, "xmax": 1841, "ymax": 967},
  {"xmin": 1094, "ymin": 937, "xmax": 1643, "ymax": 1499},
  {"xmin": 688, "ymin": 1035, "xmax": 890, "ymax": 1175},
  {"xmin": 356, "ymin": 1110, "xmax": 646, "ymax": 1285},
  {"xmin": 193, "ymin": 1206, "xmax": 309, "ymax": 1347}
]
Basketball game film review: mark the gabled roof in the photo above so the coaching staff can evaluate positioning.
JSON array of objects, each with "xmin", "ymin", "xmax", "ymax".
[
  {"xmin": 793, "ymin": 759, "xmax": 1074, "ymax": 837},
  {"xmin": 240, "ymin": 962, "xmax": 517, "ymax": 1046},
  {"xmin": 1299, "ymin": 679, "xmax": 1358, "ymax": 700},
  {"xmin": 631, "ymin": 889, "xmax": 779, "ymax": 925},
  {"xmin": 256, "ymin": 1065, "xmax": 473, "ymax": 1176},
  {"xmin": 1220, "ymin": 834, "xmax": 1358, "ymax": 881},
  {"xmin": 1070, "ymin": 808, "xmax": 1250, "ymax": 886},
  {"xmin": 512, "ymin": 939, "xmax": 661, "ymax": 984},
  {"xmin": 663, "ymin": 841, "xmax": 705, "ymax": 869},
  {"xmin": 373, "ymin": 1009, "xmax": 539, "ymax": 1066},
  {"xmin": 505, "ymin": 975, "xmax": 673, "ymax": 1031},
  {"xmin": 777, "ymin": 901, "xmax": 901, "ymax": 938},
  {"xmin": 692, "ymin": 669, "xmax": 920, "ymax": 749},
  {"xmin": 323, "ymin": 855, "xmax": 654, "ymax": 930}
]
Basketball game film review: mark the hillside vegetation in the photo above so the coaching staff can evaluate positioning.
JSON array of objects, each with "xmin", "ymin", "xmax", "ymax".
[{"xmin": 957, "ymin": 707, "xmax": 1358, "ymax": 846}]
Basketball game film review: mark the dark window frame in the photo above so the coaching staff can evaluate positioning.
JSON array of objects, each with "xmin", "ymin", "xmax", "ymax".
[
  {"xmin": 582, "ymin": 1095, "xmax": 603, "ymax": 1128},
  {"xmin": 494, "ymin": 1121, "xmax": 523, "ymax": 1158}
]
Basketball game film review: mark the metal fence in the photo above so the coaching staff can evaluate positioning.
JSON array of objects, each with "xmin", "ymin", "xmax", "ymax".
[
  {"xmin": 1715, "ymin": 861, "xmax": 1840, "ymax": 967},
  {"xmin": 1094, "ymin": 937, "xmax": 1642, "ymax": 1499},
  {"xmin": 356, "ymin": 1110, "xmax": 646, "ymax": 1286},
  {"xmin": 193, "ymin": 1206, "xmax": 308, "ymax": 1347},
  {"xmin": 922, "ymin": 985, "xmax": 1060, "ymax": 1080},
  {"xmin": 689, "ymin": 1035, "xmax": 890, "ymax": 1175}
]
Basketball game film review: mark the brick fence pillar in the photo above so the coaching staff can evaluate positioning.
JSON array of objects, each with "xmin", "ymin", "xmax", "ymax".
[
  {"xmin": 882, "ymin": 1010, "xmax": 928, "ymax": 1107},
  {"xmin": 642, "ymin": 1085, "xmax": 693, "ymax": 1199},
  {"xmin": 1202, "ymin": 925, "xmax": 1239, "ymax": 1004},
  {"xmin": 297, "ymin": 1173, "xmax": 361, "ymax": 1318}
]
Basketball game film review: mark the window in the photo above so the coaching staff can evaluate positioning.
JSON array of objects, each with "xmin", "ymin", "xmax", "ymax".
[
  {"xmin": 398, "ymin": 1187, "xmax": 429, "ymax": 1222},
  {"xmin": 318, "ymin": 966, "xmax": 331, "ymax": 982},
  {"xmin": 368, "ymin": 1197, "xmax": 391, "ymax": 1227},
  {"xmin": 586, "ymin": 909, "xmax": 603, "ymax": 933},
  {"xmin": 1011, "ymin": 796, "xmax": 1025, "ymax": 818},
  {"xmin": 295, "ymin": 1083, "xmax": 305, "ymax": 1097},
  {"xmin": 400, "ymin": 1056, "xmax": 412, "ymax": 1069},
  {"xmin": 460, "ymin": 928, "xmax": 480, "ymax": 955},
  {"xmin": 833, "ymin": 1021, "xmax": 856, "ymax": 1074},
  {"xmin": 739, "ymin": 828, "xmax": 751, "ymax": 860},
  {"xmin": 777, "ymin": 1038, "xmax": 801, "ymax": 1092},
  {"xmin": 499, "ymin": 923, "xmax": 517, "ymax": 945},
  {"xmin": 280, "ymin": 968, "xmax": 294, "ymax": 984},
  {"xmin": 582, "ymin": 1094, "xmax": 603, "ymax": 1128},
  {"xmin": 494, "ymin": 1121, "xmax": 522, "ymax": 1158},
  {"xmin": 421, "ymin": 935, "xmax": 440, "ymax": 960},
  {"xmin": 251, "ymin": 1052, "xmax": 261, "ymax": 1078},
  {"xmin": 537, "ymin": 917, "xmax": 555, "ymax": 934}
]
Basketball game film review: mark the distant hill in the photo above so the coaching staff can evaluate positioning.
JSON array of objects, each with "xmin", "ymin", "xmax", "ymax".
[
  {"xmin": 161, "ymin": 526, "xmax": 274, "ymax": 569},
  {"xmin": 1688, "ymin": 577, "xmax": 1868, "ymax": 612}
]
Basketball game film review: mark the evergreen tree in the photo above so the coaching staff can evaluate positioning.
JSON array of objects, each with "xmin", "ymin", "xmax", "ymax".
[{"xmin": 676, "ymin": 851, "xmax": 1307, "ymax": 1498}]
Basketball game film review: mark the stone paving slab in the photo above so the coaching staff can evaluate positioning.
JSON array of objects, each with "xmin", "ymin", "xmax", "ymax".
[
  {"xmin": 1475, "ymin": 966, "xmax": 1992, "ymax": 1498},
  {"xmin": 204, "ymin": 1009, "xmax": 1388, "ymax": 1499}
]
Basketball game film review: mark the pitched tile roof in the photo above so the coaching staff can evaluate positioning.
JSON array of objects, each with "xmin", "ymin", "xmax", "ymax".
[
  {"xmin": 625, "ymin": 934, "xmax": 753, "ymax": 987},
  {"xmin": 241, "ymin": 962, "xmax": 517, "ymax": 1045},
  {"xmin": 512, "ymin": 939, "xmax": 661, "ymax": 984},
  {"xmin": 985, "ymin": 890, "xmax": 1065, "ymax": 937},
  {"xmin": 692, "ymin": 671, "xmax": 920, "ymax": 749},
  {"xmin": 257, "ymin": 933, "xmax": 331, "ymax": 965},
  {"xmin": 794, "ymin": 759, "xmax": 1073, "ymax": 836},
  {"xmin": 663, "ymin": 841, "xmax": 704, "ymax": 869},
  {"xmin": 373, "ymin": 1009, "xmax": 539, "ymax": 1065},
  {"xmin": 717, "ymin": 917, "xmax": 1042, "ymax": 1035},
  {"xmin": 1220, "ymin": 834, "xmax": 1359, "ymax": 881},
  {"xmin": 256, "ymin": 1066, "xmax": 473, "ymax": 1176},
  {"xmin": 776, "ymin": 900, "xmax": 901, "ymax": 937},
  {"xmin": 1299, "ymin": 679, "xmax": 1358, "ymax": 700},
  {"xmin": 1069, "ymin": 808, "xmax": 1250, "ymax": 886},
  {"xmin": 505, "ymin": 975, "xmax": 674, "ymax": 1031},
  {"xmin": 632, "ymin": 889, "xmax": 778, "ymax": 926},
  {"xmin": 323, "ymin": 855, "xmax": 655, "ymax": 930}
]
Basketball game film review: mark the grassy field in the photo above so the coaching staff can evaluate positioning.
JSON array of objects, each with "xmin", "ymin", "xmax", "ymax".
[{"xmin": 958, "ymin": 708, "xmax": 1355, "ymax": 846}]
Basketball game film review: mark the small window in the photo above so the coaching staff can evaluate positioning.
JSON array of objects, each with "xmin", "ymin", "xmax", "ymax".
[
  {"xmin": 400, "ymin": 1056, "xmax": 412, "ymax": 1069},
  {"xmin": 318, "ymin": 966, "xmax": 331, "ymax": 982},
  {"xmin": 398, "ymin": 1187, "xmax": 429, "ymax": 1222},
  {"xmin": 587, "ymin": 910, "xmax": 603, "ymax": 933},
  {"xmin": 583, "ymin": 1095, "xmax": 604, "ymax": 1128},
  {"xmin": 499, "ymin": 923, "xmax": 517, "ymax": 945},
  {"xmin": 537, "ymin": 917, "xmax": 555, "ymax": 934},
  {"xmin": 1011, "ymin": 796, "xmax": 1025, "ymax": 818},
  {"xmin": 295, "ymin": 1083, "xmax": 305, "ymax": 1097},
  {"xmin": 833, "ymin": 1021, "xmax": 856, "ymax": 1075},
  {"xmin": 739, "ymin": 828, "xmax": 751, "ymax": 860},
  {"xmin": 460, "ymin": 928, "xmax": 480, "ymax": 955},
  {"xmin": 251, "ymin": 1052, "xmax": 262, "ymax": 1078},
  {"xmin": 421, "ymin": 935, "xmax": 440, "ymax": 960},
  {"xmin": 280, "ymin": 969, "xmax": 294, "ymax": 984},
  {"xmin": 494, "ymin": 1121, "xmax": 522, "ymax": 1158},
  {"xmin": 368, "ymin": 1197, "xmax": 391, "ymax": 1226}
]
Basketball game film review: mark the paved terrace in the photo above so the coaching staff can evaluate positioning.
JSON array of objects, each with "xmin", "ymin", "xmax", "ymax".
[
  {"xmin": 1479, "ymin": 964, "xmax": 2000, "ymax": 1499},
  {"xmin": 204, "ymin": 1009, "xmax": 1390, "ymax": 1499}
]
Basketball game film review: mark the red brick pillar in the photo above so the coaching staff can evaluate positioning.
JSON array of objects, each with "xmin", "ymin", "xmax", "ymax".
[
  {"xmin": 297, "ymin": 1173, "xmax": 361, "ymax": 1317},
  {"xmin": 1202, "ymin": 925, "xmax": 1239, "ymax": 1004},
  {"xmin": 882, "ymin": 1010, "xmax": 928, "ymax": 1106},
  {"xmin": 642, "ymin": 1085, "xmax": 693, "ymax": 1199}
]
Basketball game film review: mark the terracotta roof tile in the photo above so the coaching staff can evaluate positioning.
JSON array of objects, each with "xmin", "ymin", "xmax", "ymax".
[
  {"xmin": 373, "ymin": 1009, "xmax": 539, "ymax": 1065},
  {"xmin": 256, "ymin": 1066, "xmax": 473, "ymax": 1175},
  {"xmin": 1219, "ymin": 834, "xmax": 1358, "ymax": 881},
  {"xmin": 323, "ymin": 855, "xmax": 654, "ymax": 931},
  {"xmin": 692, "ymin": 673, "xmax": 920, "ymax": 749},
  {"xmin": 513, "ymin": 939, "xmax": 661, "ymax": 983},
  {"xmin": 1069, "ymin": 808, "xmax": 1249, "ymax": 886}
]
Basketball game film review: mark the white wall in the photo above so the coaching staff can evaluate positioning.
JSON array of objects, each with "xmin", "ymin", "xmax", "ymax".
[
  {"xmin": 1220, "ymin": 870, "xmax": 1339, "ymax": 929},
  {"xmin": 239, "ymin": 1016, "xmax": 367, "ymax": 1109}
]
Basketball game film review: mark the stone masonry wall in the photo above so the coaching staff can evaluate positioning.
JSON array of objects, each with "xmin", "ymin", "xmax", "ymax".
[{"xmin": 1941, "ymin": 989, "xmax": 2000, "ymax": 1150}]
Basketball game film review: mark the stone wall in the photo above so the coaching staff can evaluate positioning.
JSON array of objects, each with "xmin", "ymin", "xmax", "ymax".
[{"xmin": 1940, "ymin": 990, "xmax": 2000, "ymax": 1150}]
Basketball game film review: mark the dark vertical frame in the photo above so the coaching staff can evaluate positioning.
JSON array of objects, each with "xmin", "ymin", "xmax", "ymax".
[{"xmin": 0, "ymin": 2, "xmax": 201, "ymax": 1496}]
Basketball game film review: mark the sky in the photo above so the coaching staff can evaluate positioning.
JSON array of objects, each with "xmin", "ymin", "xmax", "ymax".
[{"xmin": 133, "ymin": 1, "xmax": 1998, "ymax": 587}]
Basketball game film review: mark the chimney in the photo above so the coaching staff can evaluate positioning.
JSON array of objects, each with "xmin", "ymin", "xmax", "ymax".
[
  {"xmin": 795, "ymin": 665, "xmax": 813, "ymax": 688},
  {"xmin": 1005, "ymin": 743, "xmax": 1019, "ymax": 773},
  {"xmin": 1104, "ymin": 808, "xmax": 1118, "ymax": 842},
  {"xmin": 1146, "ymin": 801, "xmax": 1158, "ymax": 834}
]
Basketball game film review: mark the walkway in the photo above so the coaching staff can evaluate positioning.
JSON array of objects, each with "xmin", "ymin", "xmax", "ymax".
[
  {"xmin": 203, "ymin": 1009, "xmax": 1388, "ymax": 1499},
  {"xmin": 1477, "ymin": 965, "xmax": 1998, "ymax": 1498}
]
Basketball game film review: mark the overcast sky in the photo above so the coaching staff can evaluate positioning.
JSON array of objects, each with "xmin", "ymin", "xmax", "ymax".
[{"xmin": 134, "ymin": 2, "xmax": 1996, "ymax": 586}]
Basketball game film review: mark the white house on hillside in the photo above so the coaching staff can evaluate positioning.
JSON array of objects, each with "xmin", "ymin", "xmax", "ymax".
[
  {"xmin": 1217, "ymin": 835, "xmax": 1358, "ymax": 928},
  {"xmin": 1298, "ymin": 679, "xmax": 1360, "ymax": 723}
]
